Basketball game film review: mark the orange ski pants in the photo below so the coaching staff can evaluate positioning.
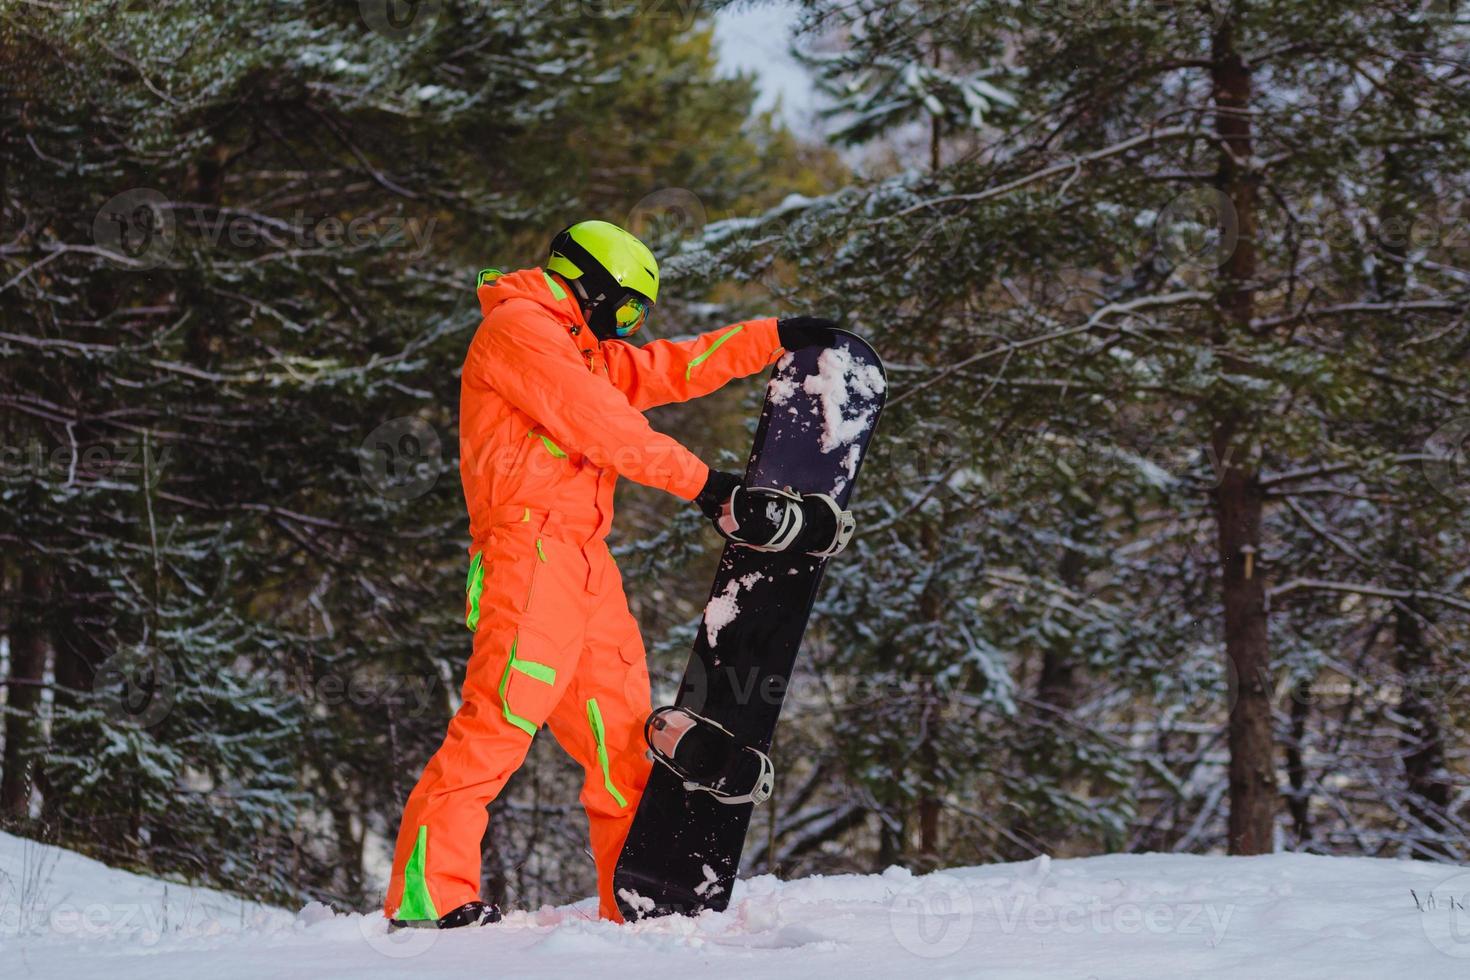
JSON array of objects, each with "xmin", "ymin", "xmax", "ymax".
[{"xmin": 384, "ymin": 508, "xmax": 653, "ymax": 922}]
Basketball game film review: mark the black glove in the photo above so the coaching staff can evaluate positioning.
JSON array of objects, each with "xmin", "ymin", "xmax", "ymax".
[
  {"xmin": 694, "ymin": 469, "xmax": 741, "ymax": 521},
  {"xmin": 777, "ymin": 316, "xmax": 841, "ymax": 350}
]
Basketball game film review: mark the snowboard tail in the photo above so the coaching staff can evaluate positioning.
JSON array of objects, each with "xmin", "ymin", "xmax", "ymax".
[{"xmin": 614, "ymin": 332, "xmax": 886, "ymax": 920}]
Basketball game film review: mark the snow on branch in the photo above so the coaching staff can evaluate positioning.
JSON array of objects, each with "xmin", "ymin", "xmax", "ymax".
[
  {"xmin": 891, "ymin": 291, "xmax": 1211, "ymax": 406},
  {"xmin": 894, "ymin": 125, "xmax": 1199, "ymax": 216},
  {"xmin": 1269, "ymin": 578, "xmax": 1470, "ymax": 615},
  {"xmin": 1252, "ymin": 298, "xmax": 1467, "ymax": 330}
]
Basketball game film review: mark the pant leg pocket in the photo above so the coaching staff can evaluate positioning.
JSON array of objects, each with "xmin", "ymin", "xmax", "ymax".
[
  {"xmin": 467, "ymin": 528, "xmax": 543, "ymax": 632},
  {"xmin": 495, "ymin": 627, "xmax": 568, "ymax": 738}
]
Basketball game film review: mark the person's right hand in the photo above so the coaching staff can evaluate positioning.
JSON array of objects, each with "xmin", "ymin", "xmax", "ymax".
[
  {"xmin": 694, "ymin": 469, "xmax": 742, "ymax": 522},
  {"xmin": 699, "ymin": 481, "xmax": 856, "ymax": 558}
]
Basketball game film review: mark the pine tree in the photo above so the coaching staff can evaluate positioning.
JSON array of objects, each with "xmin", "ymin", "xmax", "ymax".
[
  {"xmin": 682, "ymin": 0, "xmax": 1470, "ymax": 867},
  {"xmin": 1, "ymin": 0, "xmax": 831, "ymax": 906}
]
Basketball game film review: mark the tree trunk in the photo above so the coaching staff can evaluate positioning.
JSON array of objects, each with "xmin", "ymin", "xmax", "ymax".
[
  {"xmin": 480, "ymin": 818, "xmax": 509, "ymax": 910},
  {"xmin": 914, "ymin": 523, "xmax": 944, "ymax": 868},
  {"xmin": 2, "ymin": 563, "xmax": 50, "ymax": 817},
  {"xmin": 917, "ymin": 754, "xmax": 941, "ymax": 870},
  {"xmin": 929, "ymin": 41, "xmax": 943, "ymax": 171},
  {"xmin": 877, "ymin": 804, "xmax": 906, "ymax": 869},
  {"xmin": 1038, "ymin": 543, "xmax": 1085, "ymax": 713},
  {"xmin": 1211, "ymin": 15, "xmax": 1274, "ymax": 856},
  {"xmin": 1005, "ymin": 540, "xmax": 1085, "ymax": 856},
  {"xmin": 1214, "ymin": 438, "xmax": 1274, "ymax": 854},
  {"xmin": 1283, "ymin": 677, "xmax": 1312, "ymax": 848},
  {"xmin": 41, "ymin": 565, "xmax": 110, "ymax": 832},
  {"xmin": 1394, "ymin": 599, "xmax": 1450, "ymax": 859}
]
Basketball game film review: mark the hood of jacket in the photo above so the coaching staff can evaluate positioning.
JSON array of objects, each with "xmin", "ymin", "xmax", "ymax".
[{"xmin": 476, "ymin": 267, "xmax": 595, "ymax": 353}]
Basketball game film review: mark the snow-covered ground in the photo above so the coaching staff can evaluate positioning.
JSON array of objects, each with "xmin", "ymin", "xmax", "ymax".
[{"xmin": 4, "ymin": 830, "xmax": 1469, "ymax": 978}]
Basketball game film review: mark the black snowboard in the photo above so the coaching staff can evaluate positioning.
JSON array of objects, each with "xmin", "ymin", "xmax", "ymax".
[{"xmin": 614, "ymin": 330, "xmax": 886, "ymax": 920}]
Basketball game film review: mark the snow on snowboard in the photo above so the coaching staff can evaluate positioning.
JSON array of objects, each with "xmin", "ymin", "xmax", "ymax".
[{"xmin": 614, "ymin": 330, "xmax": 886, "ymax": 920}]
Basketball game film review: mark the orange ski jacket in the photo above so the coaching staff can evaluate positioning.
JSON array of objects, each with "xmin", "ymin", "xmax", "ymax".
[{"xmin": 461, "ymin": 268, "xmax": 783, "ymax": 550}]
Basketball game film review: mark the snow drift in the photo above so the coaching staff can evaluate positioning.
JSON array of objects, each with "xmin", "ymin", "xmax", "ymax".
[{"xmin": 3, "ymin": 831, "xmax": 1469, "ymax": 978}]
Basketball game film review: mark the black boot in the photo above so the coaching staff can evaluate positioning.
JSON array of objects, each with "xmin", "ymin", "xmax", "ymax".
[{"xmin": 390, "ymin": 900, "xmax": 502, "ymax": 930}]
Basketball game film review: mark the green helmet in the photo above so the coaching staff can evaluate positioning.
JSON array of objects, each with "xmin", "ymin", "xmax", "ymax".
[{"xmin": 547, "ymin": 220, "xmax": 659, "ymax": 340}]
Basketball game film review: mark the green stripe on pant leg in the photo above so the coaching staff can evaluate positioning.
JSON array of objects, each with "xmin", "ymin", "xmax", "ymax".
[
  {"xmin": 585, "ymin": 698, "xmax": 628, "ymax": 808},
  {"xmin": 395, "ymin": 825, "xmax": 439, "ymax": 921},
  {"xmin": 497, "ymin": 636, "xmax": 554, "ymax": 737}
]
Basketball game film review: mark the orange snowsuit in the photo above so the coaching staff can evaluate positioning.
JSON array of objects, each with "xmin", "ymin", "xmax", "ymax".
[{"xmin": 384, "ymin": 267, "xmax": 782, "ymax": 922}]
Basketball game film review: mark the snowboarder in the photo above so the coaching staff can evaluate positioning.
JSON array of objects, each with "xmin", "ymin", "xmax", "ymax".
[{"xmin": 383, "ymin": 220, "xmax": 840, "ymax": 928}]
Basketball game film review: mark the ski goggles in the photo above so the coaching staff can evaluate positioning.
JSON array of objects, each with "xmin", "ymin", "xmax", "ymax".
[{"xmin": 613, "ymin": 294, "xmax": 652, "ymax": 337}]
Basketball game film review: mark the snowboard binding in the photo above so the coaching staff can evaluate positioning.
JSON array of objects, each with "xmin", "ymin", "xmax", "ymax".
[
  {"xmin": 715, "ymin": 485, "xmax": 855, "ymax": 558},
  {"xmin": 644, "ymin": 706, "xmax": 775, "ymax": 806}
]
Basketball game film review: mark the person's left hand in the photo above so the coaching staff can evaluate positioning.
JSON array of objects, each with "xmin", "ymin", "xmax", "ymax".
[{"xmin": 777, "ymin": 316, "xmax": 841, "ymax": 350}]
